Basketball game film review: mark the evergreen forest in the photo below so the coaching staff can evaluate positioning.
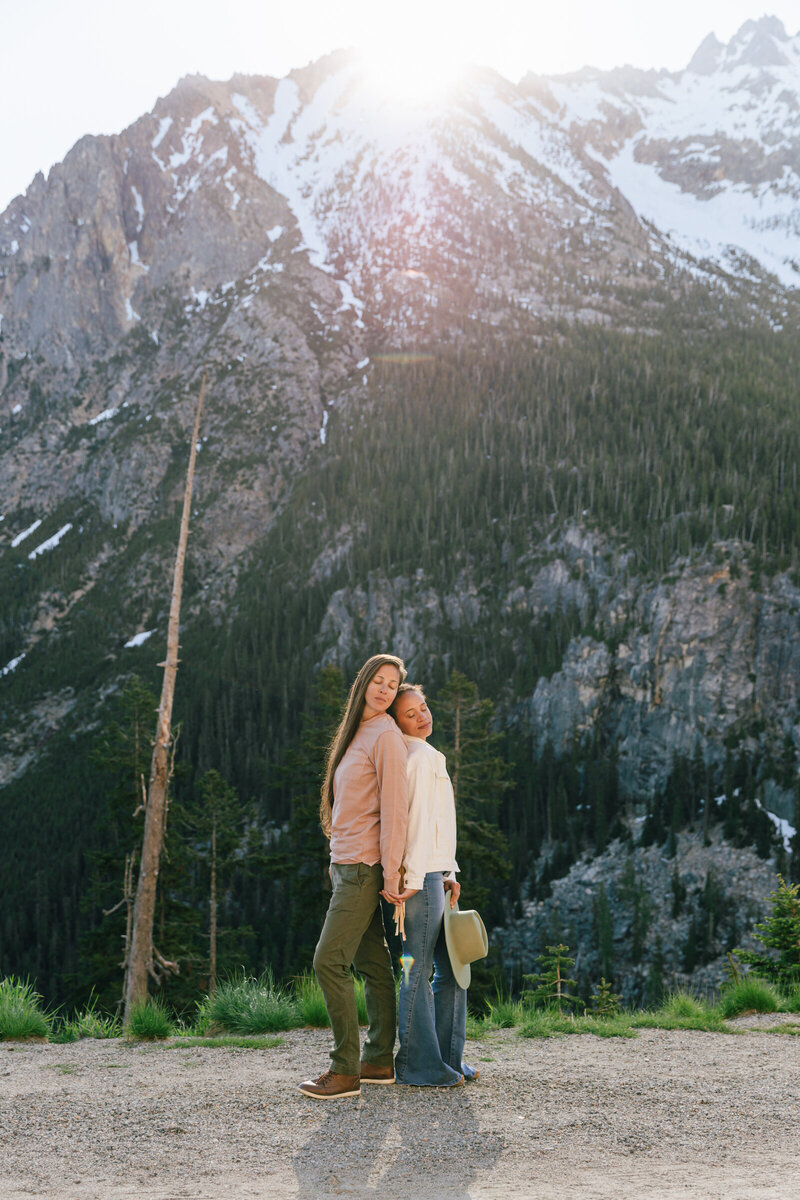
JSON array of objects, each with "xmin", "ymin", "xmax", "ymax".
[{"xmin": 2, "ymin": 318, "xmax": 800, "ymax": 1012}]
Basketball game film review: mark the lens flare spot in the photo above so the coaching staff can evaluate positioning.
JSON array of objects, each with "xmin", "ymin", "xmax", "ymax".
[{"xmin": 400, "ymin": 954, "xmax": 415, "ymax": 985}]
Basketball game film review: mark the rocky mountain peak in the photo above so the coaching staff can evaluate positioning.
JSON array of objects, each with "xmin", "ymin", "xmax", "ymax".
[
  {"xmin": 686, "ymin": 32, "xmax": 725, "ymax": 76},
  {"xmin": 686, "ymin": 16, "xmax": 793, "ymax": 76},
  {"xmin": 724, "ymin": 15, "xmax": 792, "ymax": 68}
]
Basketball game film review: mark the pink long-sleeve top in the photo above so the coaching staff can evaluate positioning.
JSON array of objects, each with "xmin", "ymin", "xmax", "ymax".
[{"xmin": 330, "ymin": 713, "xmax": 408, "ymax": 895}]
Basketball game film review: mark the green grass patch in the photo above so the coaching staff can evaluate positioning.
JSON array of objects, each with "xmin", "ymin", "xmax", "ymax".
[
  {"xmin": 0, "ymin": 977, "xmax": 52, "ymax": 1041},
  {"xmin": 718, "ymin": 977, "xmax": 782, "ymax": 1018},
  {"xmin": 51, "ymin": 1000, "xmax": 122, "ymax": 1043},
  {"xmin": 519, "ymin": 1008, "xmax": 637, "ymax": 1040},
  {"xmin": 170, "ymin": 1036, "xmax": 284, "ymax": 1049},
  {"xmin": 780, "ymin": 986, "xmax": 800, "ymax": 1014},
  {"xmin": 630, "ymin": 990, "xmax": 728, "ymax": 1032},
  {"xmin": 465, "ymin": 1013, "xmax": 485, "ymax": 1040},
  {"xmin": 481, "ymin": 994, "xmax": 521, "ymax": 1030},
  {"xmin": 193, "ymin": 970, "xmax": 300, "ymax": 1035},
  {"xmin": 125, "ymin": 998, "xmax": 174, "ymax": 1041},
  {"xmin": 354, "ymin": 975, "xmax": 368, "ymax": 1026},
  {"xmin": 294, "ymin": 972, "xmax": 330, "ymax": 1028}
]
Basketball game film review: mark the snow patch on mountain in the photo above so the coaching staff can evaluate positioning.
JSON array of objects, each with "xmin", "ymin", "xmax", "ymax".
[
  {"xmin": 28, "ymin": 523, "xmax": 72, "ymax": 559},
  {"xmin": 601, "ymin": 139, "xmax": 800, "ymax": 286},
  {"xmin": 11, "ymin": 519, "xmax": 42, "ymax": 547}
]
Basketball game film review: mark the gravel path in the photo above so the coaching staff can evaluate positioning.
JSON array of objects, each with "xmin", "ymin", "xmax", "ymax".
[{"xmin": 2, "ymin": 1018, "xmax": 800, "ymax": 1199}]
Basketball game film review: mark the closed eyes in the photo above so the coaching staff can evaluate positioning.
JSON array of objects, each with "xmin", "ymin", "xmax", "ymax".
[{"xmin": 373, "ymin": 675, "xmax": 398, "ymax": 689}]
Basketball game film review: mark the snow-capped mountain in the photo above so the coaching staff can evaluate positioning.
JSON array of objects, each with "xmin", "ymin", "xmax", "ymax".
[
  {"xmin": 1, "ymin": 14, "xmax": 799, "ymax": 717},
  {"xmin": 540, "ymin": 15, "xmax": 800, "ymax": 287},
  {"xmin": 2, "ymin": 15, "xmax": 799, "ymax": 390}
]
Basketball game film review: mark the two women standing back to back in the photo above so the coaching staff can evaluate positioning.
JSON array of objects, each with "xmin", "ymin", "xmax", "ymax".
[{"xmin": 298, "ymin": 653, "xmax": 474, "ymax": 1099}]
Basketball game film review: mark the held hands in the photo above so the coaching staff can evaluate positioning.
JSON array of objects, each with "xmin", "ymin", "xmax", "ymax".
[
  {"xmin": 380, "ymin": 887, "xmax": 420, "ymax": 904},
  {"xmin": 443, "ymin": 878, "xmax": 461, "ymax": 909}
]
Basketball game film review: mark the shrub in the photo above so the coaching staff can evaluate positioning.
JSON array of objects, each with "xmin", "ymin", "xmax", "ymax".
[
  {"xmin": 194, "ymin": 970, "xmax": 299, "ymax": 1035},
  {"xmin": 736, "ymin": 876, "xmax": 800, "ymax": 991},
  {"xmin": 659, "ymin": 990, "xmax": 710, "ymax": 1020},
  {"xmin": 718, "ymin": 976, "xmax": 781, "ymax": 1018},
  {"xmin": 590, "ymin": 978, "xmax": 623, "ymax": 1017},
  {"xmin": 126, "ymin": 998, "xmax": 174, "ymax": 1041},
  {"xmin": 0, "ymin": 977, "xmax": 52, "ymax": 1041}
]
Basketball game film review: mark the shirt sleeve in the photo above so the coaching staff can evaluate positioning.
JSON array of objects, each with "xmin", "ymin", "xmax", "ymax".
[
  {"xmin": 373, "ymin": 727, "xmax": 408, "ymax": 895},
  {"xmin": 403, "ymin": 748, "xmax": 437, "ymax": 888}
]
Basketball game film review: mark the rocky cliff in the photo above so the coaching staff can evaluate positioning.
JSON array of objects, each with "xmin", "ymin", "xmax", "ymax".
[{"xmin": 499, "ymin": 827, "xmax": 780, "ymax": 1002}]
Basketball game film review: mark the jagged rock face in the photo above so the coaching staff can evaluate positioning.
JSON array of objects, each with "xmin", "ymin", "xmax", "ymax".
[
  {"xmin": 0, "ymin": 69, "xmax": 364, "ymax": 579},
  {"xmin": 315, "ymin": 531, "xmax": 800, "ymax": 809},
  {"xmin": 498, "ymin": 828, "xmax": 779, "ymax": 1004},
  {"xmin": 528, "ymin": 549, "xmax": 800, "ymax": 799}
]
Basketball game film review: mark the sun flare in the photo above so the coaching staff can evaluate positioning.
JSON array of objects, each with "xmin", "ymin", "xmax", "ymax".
[{"xmin": 355, "ymin": 34, "xmax": 468, "ymax": 105}]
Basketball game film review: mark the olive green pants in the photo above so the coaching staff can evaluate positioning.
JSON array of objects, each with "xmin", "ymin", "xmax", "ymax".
[{"xmin": 313, "ymin": 863, "xmax": 396, "ymax": 1076}]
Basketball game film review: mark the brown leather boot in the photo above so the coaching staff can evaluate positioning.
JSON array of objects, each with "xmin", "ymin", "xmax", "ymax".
[
  {"xmin": 298, "ymin": 1070, "xmax": 361, "ymax": 1099},
  {"xmin": 360, "ymin": 1061, "xmax": 395, "ymax": 1084}
]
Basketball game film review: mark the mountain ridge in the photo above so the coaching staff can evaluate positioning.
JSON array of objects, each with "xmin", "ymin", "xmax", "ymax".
[{"xmin": 1, "ymin": 15, "xmax": 799, "ymax": 1005}]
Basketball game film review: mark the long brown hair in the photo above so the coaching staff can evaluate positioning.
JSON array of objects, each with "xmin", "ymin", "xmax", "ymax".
[{"xmin": 319, "ymin": 653, "xmax": 407, "ymax": 838}]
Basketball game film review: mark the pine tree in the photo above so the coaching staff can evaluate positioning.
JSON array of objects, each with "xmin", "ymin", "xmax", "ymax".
[
  {"xmin": 433, "ymin": 670, "xmax": 512, "ymax": 922},
  {"xmin": 126, "ymin": 375, "xmax": 205, "ymax": 1022},
  {"xmin": 592, "ymin": 882, "xmax": 614, "ymax": 982},
  {"xmin": 791, "ymin": 783, "xmax": 800, "ymax": 885},
  {"xmin": 736, "ymin": 875, "xmax": 800, "ymax": 989},
  {"xmin": 670, "ymin": 863, "xmax": 687, "ymax": 918},
  {"xmin": 280, "ymin": 665, "xmax": 346, "ymax": 972},
  {"xmin": 178, "ymin": 769, "xmax": 253, "ymax": 996},
  {"xmin": 523, "ymin": 944, "xmax": 581, "ymax": 1012},
  {"xmin": 646, "ymin": 935, "xmax": 666, "ymax": 1006},
  {"xmin": 590, "ymin": 977, "xmax": 622, "ymax": 1017}
]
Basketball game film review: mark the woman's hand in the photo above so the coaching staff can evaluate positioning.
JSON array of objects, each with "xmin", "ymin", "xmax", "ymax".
[
  {"xmin": 396, "ymin": 886, "xmax": 420, "ymax": 902},
  {"xmin": 382, "ymin": 887, "xmax": 419, "ymax": 904},
  {"xmin": 443, "ymin": 879, "xmax": 461, "ymax": 908}
]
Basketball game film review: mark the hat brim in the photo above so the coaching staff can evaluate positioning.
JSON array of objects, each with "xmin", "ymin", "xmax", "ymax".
[{"xmin": 443, "ymin": 900, "xmax": 473, "ymax": 990}]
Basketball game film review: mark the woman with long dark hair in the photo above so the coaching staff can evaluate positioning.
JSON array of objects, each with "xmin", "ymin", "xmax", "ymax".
[{"xmin": 299, "ymin": 653, "xmax": 408, "ymax": 1100}]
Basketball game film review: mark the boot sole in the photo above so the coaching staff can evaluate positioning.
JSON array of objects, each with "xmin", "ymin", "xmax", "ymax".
[
  {"xmin": 360, "ymin": 1077, "xmax": 395, "ymax": 1084},
  {"xmin": 298, "ymin": 1085, "xmax": 361, "ymax": 1099}
]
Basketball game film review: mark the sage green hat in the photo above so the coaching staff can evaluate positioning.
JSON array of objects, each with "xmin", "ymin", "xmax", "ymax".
[{"xmin": 443, "ymin": 901, "xmax": 489, "ymax": 989}]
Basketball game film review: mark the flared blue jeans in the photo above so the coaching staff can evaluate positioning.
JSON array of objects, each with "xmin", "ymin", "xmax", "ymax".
[{"xmin": 395, "ymin": 871, "xmax": 477, "ymax": 1086}]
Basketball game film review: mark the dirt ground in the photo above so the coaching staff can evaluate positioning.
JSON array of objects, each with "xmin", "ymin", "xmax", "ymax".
[{"xmin": 2, "ymin": 1017, "xmax": 799, "ymax": 1199}]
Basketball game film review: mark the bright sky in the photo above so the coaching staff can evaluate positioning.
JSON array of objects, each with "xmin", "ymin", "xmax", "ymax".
[{"xmin": 1, "ymin": 1, "xmax": 799, "ymax": 213}]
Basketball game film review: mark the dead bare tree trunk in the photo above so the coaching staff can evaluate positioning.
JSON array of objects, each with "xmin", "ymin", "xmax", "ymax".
[{"xmin": 124, "ymin": 372, "xmax": 206, "ymax": 1024}]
